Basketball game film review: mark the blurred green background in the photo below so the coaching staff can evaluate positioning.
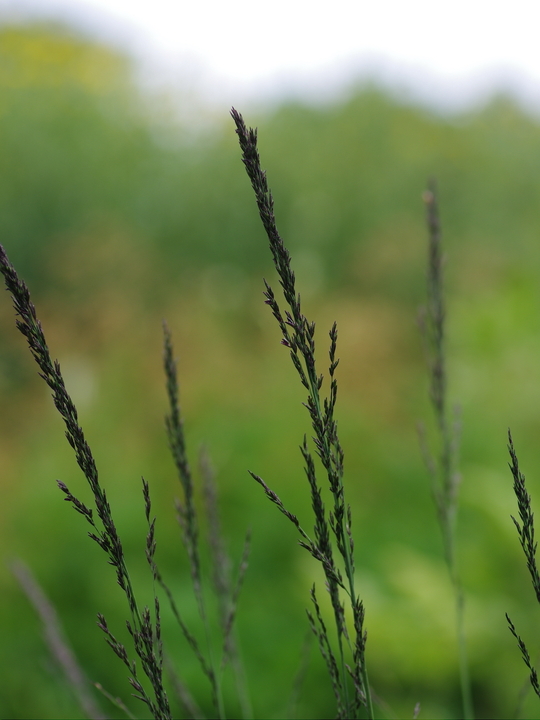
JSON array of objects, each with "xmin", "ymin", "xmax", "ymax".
[{"xmin": 2, "ymin": 21, "xmax": 540, "ymax": 720}]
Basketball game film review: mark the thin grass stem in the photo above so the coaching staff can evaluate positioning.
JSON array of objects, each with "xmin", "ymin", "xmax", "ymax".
[
  {"xmin": 419, "ymin": 180, "xmax": 473, "ymax": 720},
  {"xmin": 11, "ymin": 559, "xmax": 105, "ymax": 720},
  {"xmin": 94, "ymin": 683, "xmax": 137, "ymax": 720},
  {"xmin": 200, "ymin": 447, "xmax": 253, "ymax": 720}
]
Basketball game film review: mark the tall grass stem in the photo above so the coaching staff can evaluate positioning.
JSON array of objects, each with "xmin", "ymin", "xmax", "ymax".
[{"xmin": 419, "ymin": 181, "xmax": 474, "ymax": 720}]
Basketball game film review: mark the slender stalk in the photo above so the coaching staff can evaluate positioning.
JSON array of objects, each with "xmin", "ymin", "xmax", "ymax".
[
  {"xmin": 201, "ymin": 448, "xmax": 253, "ymax": 719},
  {"xmin": 162, "ymin": 322, "xmax": 225, "ymax": 719},
  {"xmin": 419, "ymin": 181, "xmax": 474, "ymax": 719},
  {"xmin": 12, "ymin": 559, "xmax": 105, "ymax": 720},
  {"xmin": 94, "ymin": 683, "xmax": 138, "ymax": 720}
]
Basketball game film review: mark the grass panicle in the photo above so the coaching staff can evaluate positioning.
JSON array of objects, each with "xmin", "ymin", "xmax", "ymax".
[
  {"xmin": 418, "ymin": 180, "xmax": 473, "ymax": 720},
  {"xmin": 506, "ymin": 430, "xmax": 540, "ymax": 701},
  {"xmin": 163, "ymin": 320, "xmax": 202, "ymax": 605},
  {"xmin": 162, "ymin": 320, "xmax": 252, "ymax": 719},
  {"xmin": 419, "ymin": 180, "xmax": 462, "ymax": 563},
  {"xmin": 231, "ymin": 106, "xmax": 373, "ymax": 720},
  {"xmin": 507, "ymin": 430, "xmax": 540, "ymax": 603},
  {"xmin": 506, "ymin": 614, "xmax": 540, "ymax": 701},
  {"xmin": 0, "ymin": 243, "xmax": 172, "ymax": 720}
]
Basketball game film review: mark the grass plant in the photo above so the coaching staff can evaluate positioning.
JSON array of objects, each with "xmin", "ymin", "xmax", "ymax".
[
  {"xmin": 0, "ymin": 242, "xmax": 171, "ymax": 720},
  {"xmin": 506, "ymin": 432, "xmax": 540, "ymax": 704},
  {"xmin": 0, "ymin": 239, "xmax": 251, "ymax": 720},
  {"xmin": 232, "ymin": 108, "xmax": 373, "ymax": 719},
  {"xmin": 418, "ymin": 180, "xmax": 473, "ymax": 719},
  {"xmin": 3, "ymin": 108, "xmax": 540, "ymax": 719}
]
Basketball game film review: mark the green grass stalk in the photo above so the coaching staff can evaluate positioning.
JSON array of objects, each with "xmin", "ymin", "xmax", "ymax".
[
  {"xmin": 419, "ymin": 180, "xmax": 474, "ymax": 719},
  {"xmin": 200, "ymin": 448, "xmax": 253, "ymax": 720},
  {"xmin": 11, "ymin": 559, "xmax": 105, "ymax": 720},
  {"xmin": 162, "ymin": 321, "xmax": 225, "ymax": 719}
]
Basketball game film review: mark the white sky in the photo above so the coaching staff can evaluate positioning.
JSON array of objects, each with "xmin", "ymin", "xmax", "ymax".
[{"xmin": 3, "ymin": 0, "xmax": 540, "ymax": 112}]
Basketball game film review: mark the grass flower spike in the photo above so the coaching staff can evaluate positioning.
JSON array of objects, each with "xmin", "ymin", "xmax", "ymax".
[{"xmin": 231, "ymin": 107, "xmax": 373, "ymax": 720}]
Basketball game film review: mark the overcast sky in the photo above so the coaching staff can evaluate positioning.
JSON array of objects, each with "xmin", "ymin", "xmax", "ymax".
[{"xmin": 3, "ymin": 0, "xmax": 540, "ymax": 112}]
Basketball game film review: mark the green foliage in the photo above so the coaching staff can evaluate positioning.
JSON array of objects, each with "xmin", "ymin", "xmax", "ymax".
[
  {"xmin": 4, "ymin": 22, "xmax": 540, "ymax": 303},
  {"xmin": 0, "ymin": 25, "xmax": 153, "ymax": 283},
  {"xmin": 4, "ymin": 19, "xmax": 540, "ymax": 720}
]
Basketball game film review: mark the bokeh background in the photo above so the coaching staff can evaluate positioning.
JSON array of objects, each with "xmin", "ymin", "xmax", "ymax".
[{"xmin": 3, "ymin": 4, "xmax": 540, "ymax": 719}]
